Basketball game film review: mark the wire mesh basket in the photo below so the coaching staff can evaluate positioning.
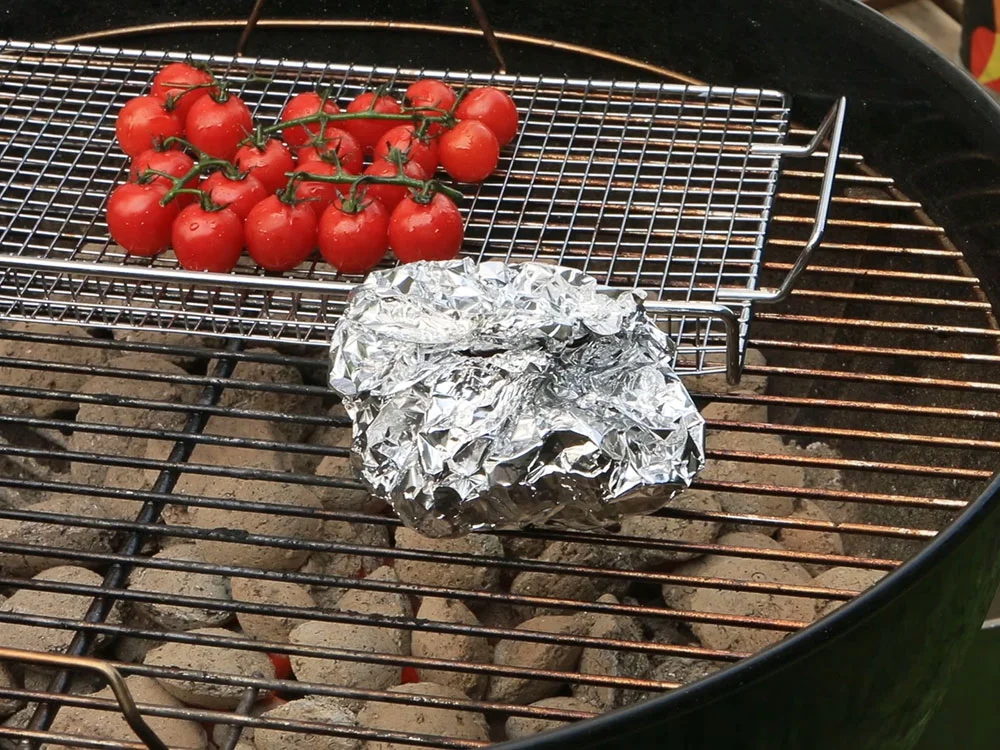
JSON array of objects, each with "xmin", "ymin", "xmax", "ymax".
[{"xmin": 0, "ymin": 39, "xmax": 845, "ymax": 382}]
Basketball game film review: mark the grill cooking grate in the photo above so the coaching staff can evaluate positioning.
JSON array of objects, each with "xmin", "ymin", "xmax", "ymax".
[
  {"xmin": 0, "ymin": 38, "xmax": 844, "ymax": 378},
  {"xmin": 0, "ymin": 135, "xmax": 996, "ymax": 747}
]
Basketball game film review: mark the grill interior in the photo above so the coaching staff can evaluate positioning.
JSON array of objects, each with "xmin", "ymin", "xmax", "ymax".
[{"xmin": 0, "ymin": 21, "xmax": 998, "ymax": 750}]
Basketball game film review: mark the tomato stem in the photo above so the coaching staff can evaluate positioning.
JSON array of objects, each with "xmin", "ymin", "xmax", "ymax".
[
  {"xmin": 162, "ymin": 80, "xmax": 220, "ymax": 111},
  {"xmin": 262, "ymin": 108, "xmax": 453, "ymax": 137},
  {"xmin": 237, "ymin": 124, "xmax": 271, "ymax": 152},
  {"xmin": 154, "ymin": 154, "xmax": 240, "ymax": 206},
  {"xmin": 286, "ymin": 168, "xmax": 464, "ymax": 202},
  {"xmin": 208, "ymin": 78, "xmax": 231, "ymax": 103}
]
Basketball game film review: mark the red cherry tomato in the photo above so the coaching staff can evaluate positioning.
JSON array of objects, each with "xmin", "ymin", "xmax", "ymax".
[
  {"xmin": 405, "ymin": 78, "xmax": 457, "ymax": 114},
  {"xmin": 317, "ymin": 196, "xmax": 390, "ymax": 275},
  {"xmin": 151, "ymin": 62, "xmax": 217, "ymax": 120},
  {"xmin": 202, "ymin": 171, "xmax": 268, "ymax": 219},
  {"xmin": 297, "ymin": 125, "xmax": 364, "ymax": 174},
  {"xmin": 267, "ymin": 653, "xmax": 293, "ymax": 681},
  {"xmin": 405, "ymin": 79, "xmax": 457, "ymax": 135},
  {"xmin": 388, "ymin": 192, "xmax": 464, "ymax": 263},
  {"xmin": 455, "ymin": 87, "xmax": 519, "ymax": 146},
  {"xmin": 438, "ymin": 120, "xmax": 499, "ymax": 183},
  {"xmin": 292, "ymin": 160, "xmax": 348, "ymax": 217},
  {"xmin": 115, "ymin": 96, "xmax": 184, "ymax": 158},
  {"xmin": 244, "ymin": 194, "xmax": 318, "ymax": 272},
  {"xmin": 185, "ymin": 94, "xmax": 253, "ymax": 161},
  {"xmin": 372, "ymin": 124, "xmax": 439, "ymax": 176},
  {"xmin": 171, "ymin": 204, "xmax": 244, "ymax": 272},
  {"xmin": 105, "ymin": 182, "xmax": 179, "ymax": 256},
  {"xmin": 343, "ymin": 92, "xmax": 403, "ymax": 151},
  {"xmin": 280, "ymin": 91, "xmax": 340, "ymax": 148},
  {"xmin": 361, "ymin": 158, "xmax": 427, "ymax": 212},
  {"xmin": 400, "ymin": 666, "xmax": 421, "ymax": 684},
  {"xmin": 129, "ymin": 148, "xmax": 198, "ymax": 207},
  {"xmin": 234, "ymin": 139, "xmax": 296, "ymax": 194}
]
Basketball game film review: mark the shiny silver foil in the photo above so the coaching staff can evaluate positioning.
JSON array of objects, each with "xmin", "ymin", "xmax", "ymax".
[{"xmin": 328, "ymin": 259, "xmax": 705, "ymax": 538}]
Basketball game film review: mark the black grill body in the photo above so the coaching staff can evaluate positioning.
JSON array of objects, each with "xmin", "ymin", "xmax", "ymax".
[{"xmin": 0, "ymin": 2, "xmax": 998, "ymax": 749}]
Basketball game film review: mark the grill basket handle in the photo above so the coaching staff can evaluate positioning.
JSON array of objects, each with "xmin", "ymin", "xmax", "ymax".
[
  {"xmin": 717, "ymin": 96, "xmax": 848, "ymax": 304},
  {"xmin": 0, "ymin": 648, "xmax": 169, "ymax": 750}
]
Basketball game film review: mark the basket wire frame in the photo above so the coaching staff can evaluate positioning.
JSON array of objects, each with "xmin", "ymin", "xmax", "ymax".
[{"xmin": 0, "ymin": 38, "xmax": 810, "ymax": 377}]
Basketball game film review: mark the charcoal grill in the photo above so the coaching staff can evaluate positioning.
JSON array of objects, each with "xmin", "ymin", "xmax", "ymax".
[{"xmin": 0, "ymin": 1, "xmax": 998, "ymax": 749}]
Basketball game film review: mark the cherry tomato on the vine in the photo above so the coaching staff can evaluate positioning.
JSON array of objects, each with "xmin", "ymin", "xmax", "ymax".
[
  {"xmin": 203, "ymin": 171, "xmax": 268, "ymax": 219},
  {"xmin": 405, "ymin": 79, "xmax": 457, "ymax": 135},
  {"xmin": 185, "ymin": 93, "xmax": 253, "ymax": 161},
  {"xmin": 292, "ymin": 160, "xmax": 349, "ymax": 217},
  {"xmin": 234, "ymin": 139, "xmax": 296, "ymax": 194},
  {"xmin": 388, "ymin": 192, "xmax": 464, "ymax": 263},
  {"xmin": 151, "ymin": 62, "xmax": 217, "ymax": 120},
  {"xmin": 343, "ymin": 92, "xmax": 403, "ymax": 151},
  {"xmin": 106, "ymin": 182, "xmax": 179, "ymax": 256},
  {"xmin": 361, "ymin": 158, "xmax": 427, "ymax": 212},
  {"xmin": 244, "ymin": 195, "xmax": 318, "ymax": 272},
  {"xmin": 171, "ymin": 204, "xmax": 244, "ymax": 272},
  {"xmin": 318, "ymin": 196, "xmax": 390, "ymax": 275},
  {"xmin": 115, "ymin": 96, "xmax": 184, "ymax": 158},
  {"xmin": 455, "ymin": 87, "xmax": 519, "ymax": 146},
  {"xmin": 405, "ymin": 78, "xmax": 457, "ymax": 114},
  {"xmin": 280, "ymin": 91, "xmax": 340, "ymax": 148},
  {"xmin": 129, "ymin": 148, "xmax": 198, "ymax": 206},
  {"xmin": 438, "ymin": 120, "xmax": 499, "ymax": 183},
  {"xmin": 373, "ymin": 124, "xmax": 439, "ymax": 176},
  {"xmin": 297, "ymin": 125, "xmax": 364, "ymax": 174}
]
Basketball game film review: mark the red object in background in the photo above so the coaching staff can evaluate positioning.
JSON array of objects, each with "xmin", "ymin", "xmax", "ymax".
[
  {"xmin": 970, "ymin": 26, "xmax": 995, "ymax": 79},
  {"xmin": 963, "ymin": 1, "xmax": 1000, "ymax": 92}
]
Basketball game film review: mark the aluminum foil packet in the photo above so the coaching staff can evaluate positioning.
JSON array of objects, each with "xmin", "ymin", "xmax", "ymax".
[{"xmin": 328, "ymin": 259, "xmax": 705, "ymax": 538}]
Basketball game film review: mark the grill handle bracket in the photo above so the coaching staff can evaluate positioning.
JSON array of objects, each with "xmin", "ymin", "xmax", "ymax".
[
  {"xmin": 718, "ymin": 96, "xmax": 847, "ymax": 305},
  {"xmin": 0, "ymin": 648, "xmax": 169, "ymax": 750},
  {"xmin": 642, "ymin": 299, "xmax": 742, "ymax": 385}
]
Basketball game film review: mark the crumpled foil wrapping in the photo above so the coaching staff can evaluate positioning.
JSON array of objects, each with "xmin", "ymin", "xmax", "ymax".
[{"xmin": 328, "ymin": 259, "xmax": 706, "ymax": 538}]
